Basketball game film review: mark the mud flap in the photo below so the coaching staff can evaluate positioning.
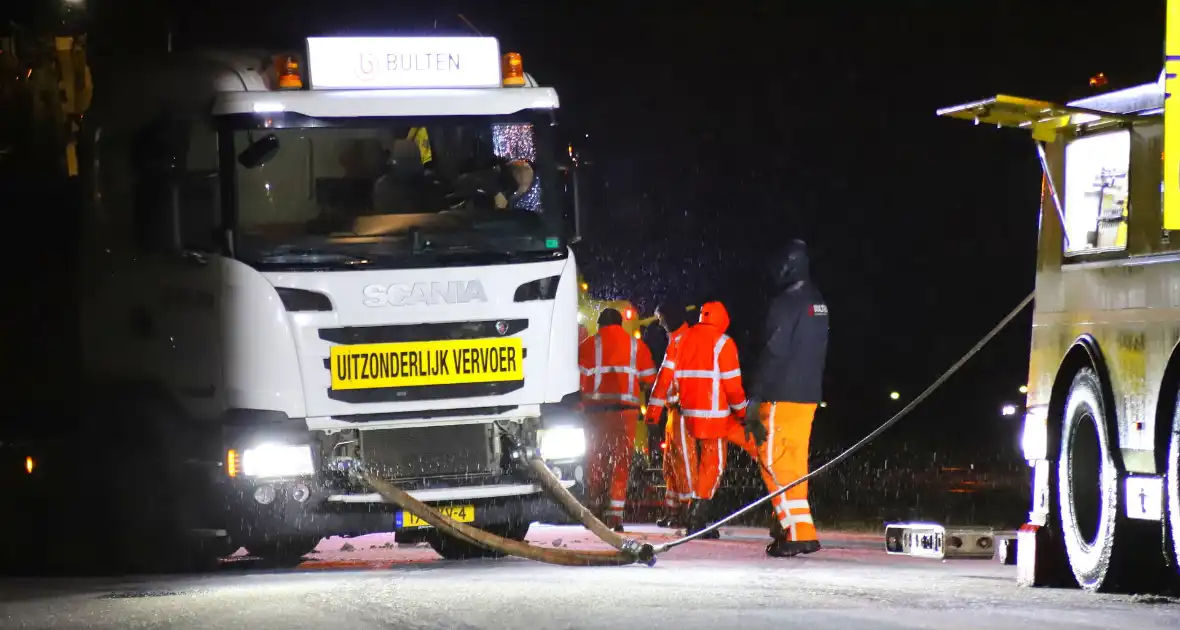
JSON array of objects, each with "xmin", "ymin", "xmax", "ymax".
[{"xmin": 1016, "ymin": 523, "xmax": 1074, "ymax": 588}]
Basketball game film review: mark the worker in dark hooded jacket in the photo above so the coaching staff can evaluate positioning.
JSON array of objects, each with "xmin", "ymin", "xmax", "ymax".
[{"xmin": 739, "ymin": 239, "xmax": 829, "ymax": 557}]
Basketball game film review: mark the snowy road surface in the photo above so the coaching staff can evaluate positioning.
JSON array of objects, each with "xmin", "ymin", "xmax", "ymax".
[{"xmin": 2, "ymin": 525, "xmax": 1178, "ymax": 629}]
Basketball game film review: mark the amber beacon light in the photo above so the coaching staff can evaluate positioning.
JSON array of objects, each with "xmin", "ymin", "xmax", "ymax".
[
  {"xmin": 277, "ymin": 55, "xmax": 303, "ymax": 89},
  {"xmin": 502, "ymin": 52, "xmax": 525, "ymax": 87}
]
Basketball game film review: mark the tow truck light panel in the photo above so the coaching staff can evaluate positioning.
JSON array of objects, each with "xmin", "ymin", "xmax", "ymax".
[{"xmin": 1021, "ymin": 407, "xmax": 1049, "ymax": 460}]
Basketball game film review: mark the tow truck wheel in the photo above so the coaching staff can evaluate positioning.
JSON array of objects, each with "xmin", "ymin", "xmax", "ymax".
[
  {"xmin": 425, "ymin": 522, "xmax": 531, "ymax": 560},
  {"xmin": 1057, "ymin": 368, "xmax": 1135, "ymax": 592},
  {"xmin": 1168, "ymin": 391, "xmax": 1180, "ymax": 576},
  {"xmin": 244, "ymin": 536, "xmax": 322, "ymax": 566}
]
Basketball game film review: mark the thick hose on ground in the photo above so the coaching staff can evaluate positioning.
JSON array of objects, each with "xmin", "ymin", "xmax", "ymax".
[
  {"xmin": 653, "ymin": 291, "xmax": 1036, "ymax": 554},
  {"xmin": 361, "ymin": 473, "xmax": 644, "ymax": 566},
  {"xmin": 525, "ymin": 457, "xmax": 656, "ymax": 565}
]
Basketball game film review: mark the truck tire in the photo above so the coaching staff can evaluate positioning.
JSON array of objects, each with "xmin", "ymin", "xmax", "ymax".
[
  {"xmin": 1056, "ymin": 368, "xmax": 1126, "ymax": 591},
  {"xmin": 426, "ymin": 522, "xmax": 531, "ymax": 560},
  {"xmin": 101, "ymin": 397, "xmax": 217, "ymax": 574},
  {"xmin": 245, "ymin": 536, "xmax": 322, "ymax": 567},
  {"xmin": 1168, "ymin": 391, "xmax": 1180, "ymax": 575}
]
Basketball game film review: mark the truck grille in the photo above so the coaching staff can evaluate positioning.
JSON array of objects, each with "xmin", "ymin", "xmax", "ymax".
[{"xmin": 360, "ymin": 424, "xmax": 498, "ymax": 479}]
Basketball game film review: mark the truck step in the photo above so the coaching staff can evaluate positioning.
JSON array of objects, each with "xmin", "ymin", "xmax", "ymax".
[{"xmin": 884, "ymin": 522, "xmax": 1015, "ymax": 560}]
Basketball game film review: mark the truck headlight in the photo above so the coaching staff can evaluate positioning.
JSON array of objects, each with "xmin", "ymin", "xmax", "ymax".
[
  {"xmin": 240, "ymin": 444, "xmax": 314, "ymax": 478},
  {"xmin": 538, "ymin": 427, "xmax": 586, "ymax": 461}
]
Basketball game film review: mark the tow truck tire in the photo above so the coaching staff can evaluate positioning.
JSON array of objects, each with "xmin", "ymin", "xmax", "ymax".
[
  {"xmin": 1057, "ymin": 368, "xmax": 1132, "ymax": 592},
  {"xmin": 426, "ymin": 522, "xmax": 531, "ymax": 560},
  {"xmin": 244, "ymin": 536, "xmax": 322, "ymax": 566},
  {"xmin": 1168, "ymin": 391, "xmax": 1180, "ymax": 576}
]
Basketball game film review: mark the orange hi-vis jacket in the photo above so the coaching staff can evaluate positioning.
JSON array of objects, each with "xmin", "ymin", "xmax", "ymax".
[
  {"xmin": 644, "ymin": 323, "xmax": 691, "ymax": 424},
  {"xmin": 578, "ymin": 324, "xmax": 657, "ymax": 407},
  {"xmin": 673, "ymin": 302, "xmax": 748, "ymax": 438}
]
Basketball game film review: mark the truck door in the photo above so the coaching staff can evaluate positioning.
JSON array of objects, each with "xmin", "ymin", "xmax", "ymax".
[{"xmin": 131, "ymin": 120, "xmax": 224, "ymax": 421}]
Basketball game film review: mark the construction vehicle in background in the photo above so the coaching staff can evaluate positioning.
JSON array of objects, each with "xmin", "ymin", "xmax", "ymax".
[
  {"xmin": 1, "ymin": 10, "xmax": 92, "ymax": 503},
  {"xmin": 576, "ymin": 274, "xmax": 655, "ymax": 343},
  {"xmin": 0, "ymin": 9, "xmax": 91, "ymax": 179},
  {"xmin": 576, "ymin": 276, "xmax": 670, "ymax": 518},
  {"xmin": 936, "ymin": 3, "xmax": 1180, "ymax": 593},
  {"xmin": 4, "ymin": 35, "xmax": 595, "ymax": 571}
]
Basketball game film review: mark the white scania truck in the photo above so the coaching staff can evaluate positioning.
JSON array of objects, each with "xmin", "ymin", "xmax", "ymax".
[{"xmin": 72, "ymin": 36, "xmax": 589, "ymax": 565}]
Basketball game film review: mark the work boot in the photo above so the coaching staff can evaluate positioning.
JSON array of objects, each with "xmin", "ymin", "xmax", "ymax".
[
  {"xmin": 766, "ymin": 539, "xmax": 821, "ymax": 558},
  {"xmin": 686, "ymin": 501, "xmax": 721, "ymax": 540},
  {"xmin": 605, "ymin": 515, "xmax": 625, "ymax": 533},
  {"xmin": 656, "ymin": 506, "xmax": 683, "ymax": 528}
]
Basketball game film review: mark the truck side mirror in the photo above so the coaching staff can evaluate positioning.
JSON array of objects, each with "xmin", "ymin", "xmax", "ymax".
[
  {"xmin": 559, "ymin": 162, "xmax": 583, "ymax": 244},
  {"xmin": 132, "ymin": 172, "xmax": 182, "ymax": 255},
  {"xmin": 177, "ymin": 171, "xmax": 221, "ymax": 254},
  {"xmin": 238, "ymin": 134, "xmax": 280, "ymax": 169}
]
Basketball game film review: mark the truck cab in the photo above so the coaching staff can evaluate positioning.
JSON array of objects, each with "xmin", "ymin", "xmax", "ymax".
[{"xmin": 76, "ymin": 36, "xmax": 588, "ymax": 563}]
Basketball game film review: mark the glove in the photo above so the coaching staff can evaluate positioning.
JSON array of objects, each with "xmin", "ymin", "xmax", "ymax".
[{"xmin": 742, "ymin": 400, "xmax": 767, "ymax": 446}]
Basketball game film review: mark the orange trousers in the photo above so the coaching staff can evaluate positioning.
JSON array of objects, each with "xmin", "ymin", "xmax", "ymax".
[
  {"xmin": 690, "ymin": 402, "xmax": 818, "ymax": 542},
  {"xmin": 585, "ymin": 408, "xmax": 638, "ymax": 520},
  {"xmin": 661, "ymin": 408, "xmax": 694, "ymax": 508}
]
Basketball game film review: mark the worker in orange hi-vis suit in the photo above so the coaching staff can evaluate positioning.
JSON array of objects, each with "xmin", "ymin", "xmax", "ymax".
[
  {"xmin": 578, "ymin": 308, "xmax": 656, "ymax": 533},
  {"xmin": 731, "ymin": 239, "xmax": 828, "ymax": 557},
  {"xmin": 672, "ymin": 300, "xmax": 749, "ymax": 539},
  {"xmin": 643, "ymin": 300, "xmax": 694, "ymax": 529}
]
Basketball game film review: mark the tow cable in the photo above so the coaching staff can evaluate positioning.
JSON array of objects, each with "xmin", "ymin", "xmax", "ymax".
[{"xmin": 362, "ymin": 291, "xmax": 1033, "ymax": 565}]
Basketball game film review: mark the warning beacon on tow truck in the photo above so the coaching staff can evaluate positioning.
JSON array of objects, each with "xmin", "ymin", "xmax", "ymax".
[{"xmin": 79, "ymin": 36, "xmax": 588, "ymax": 563}]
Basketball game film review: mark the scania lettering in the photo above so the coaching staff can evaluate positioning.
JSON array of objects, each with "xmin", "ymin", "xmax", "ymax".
[
  {"xmin": 936, "ymin": 6, "xmax": 1180, "ymax": 593},
  {"xmin": 362, "ymin": 280, "xmax": 489, "ymax": 307},
  {"xmin": 77, "ymin": 36, "xmax": 588, "ymax": 565}
]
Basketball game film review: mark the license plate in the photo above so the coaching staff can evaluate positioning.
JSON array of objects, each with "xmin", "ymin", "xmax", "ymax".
[
  {"xmin": 397, "ymin": 504, "xmax": 476, "ymax": 529},
  {"xmin": 330, "ymin": 337, "xmax": 523, "ymax": 391}
]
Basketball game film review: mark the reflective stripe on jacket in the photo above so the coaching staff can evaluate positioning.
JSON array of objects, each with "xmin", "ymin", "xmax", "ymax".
[{"xmin": 578, "ymin": 324, "xmax": 656, "ymax": 407}]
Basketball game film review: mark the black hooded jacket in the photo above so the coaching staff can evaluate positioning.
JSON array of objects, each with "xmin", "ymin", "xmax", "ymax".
[{"xmin": 749, "ymin": 240, "xmax": 829, "ymax": 404}]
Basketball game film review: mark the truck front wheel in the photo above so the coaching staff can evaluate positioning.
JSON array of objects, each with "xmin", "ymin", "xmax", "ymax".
[
  {"xmin": 425, "ymin": 522, "xmax": 531, "ymax": 560},
  {"xmin": 1168, "ymin": 391, "xmax": 1180, "ymax": 576},
  {"xmin": 1062, "ymin": 368, "xmax": 1132, "ymax": 594}
]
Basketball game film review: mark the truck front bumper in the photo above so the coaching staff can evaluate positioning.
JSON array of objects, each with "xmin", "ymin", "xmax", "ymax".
[{"xmin": 221, "ymin": 473, "xmax": 585, "ymax": 543}]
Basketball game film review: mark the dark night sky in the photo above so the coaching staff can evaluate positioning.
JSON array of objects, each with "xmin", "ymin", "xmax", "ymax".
[{"xmin": 6, "ymin": 1, "xmax": 1169, "ymax": 454}]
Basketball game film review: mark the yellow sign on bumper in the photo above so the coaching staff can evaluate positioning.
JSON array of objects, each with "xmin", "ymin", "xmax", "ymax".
[
  {"xmin": 330, "ymin": 337, "xmax": 523, "ymax": 390},
  {"xmin": 398, "ymin": 505, "xmax": 475, "ymax": 529}
]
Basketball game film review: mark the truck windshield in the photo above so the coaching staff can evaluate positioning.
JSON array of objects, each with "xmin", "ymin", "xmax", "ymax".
[{"xmin": 223, "ymin": 113, "xmax": 569, "ymax": 269}]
